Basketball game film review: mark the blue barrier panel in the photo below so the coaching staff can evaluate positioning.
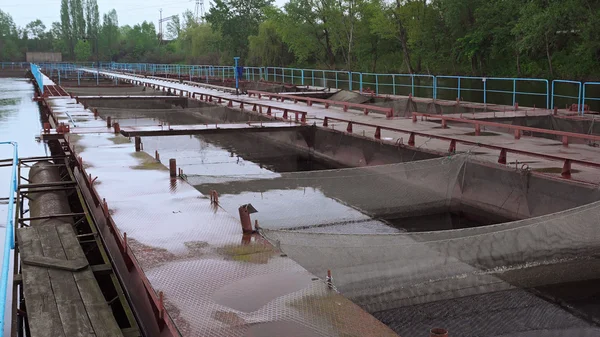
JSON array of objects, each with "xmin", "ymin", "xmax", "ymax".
[
  {"xmin": 30, "ymin": 64, "xmax": 44, "ymax": 94},
  {"xmin": 582, "ymin": 82, "xmax": 600, "ymax": 115},
  {"xmin": 436, "ymin": 76, "xmax": 549, "ymax": 108},
  {"xmin": 0, "ymin": 141, "xmax": 18, "ymax": 337},
  {"xmin": 551, "ymin": 80, "xmax": 581, "ymax": 110}
]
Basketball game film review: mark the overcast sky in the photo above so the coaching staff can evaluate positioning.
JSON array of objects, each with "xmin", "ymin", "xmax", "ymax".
[{"xmin": 3, "ymin": 0, "xmax": 288, "ymax": 29}]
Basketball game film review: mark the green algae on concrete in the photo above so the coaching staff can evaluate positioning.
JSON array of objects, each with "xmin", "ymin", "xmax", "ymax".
[
  {"xmin": 130, "ymin": 151, "xmax": 168, "ymax": 171},
  {"xmin": 66, "ymin": 133, "xmax": 86, "ymax": 153},
  {"xmin": 109, "ymin": 136, "xmax": 132, "ymax": 145},
  {"xmin": 219, "ymin": 242, "xmax": 276, "ymax": 264}
]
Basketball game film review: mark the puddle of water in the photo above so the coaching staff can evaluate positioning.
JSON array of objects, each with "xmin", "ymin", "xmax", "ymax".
[
  {"xmin": 210, "ymin": 189, "xmax": 401, "ymax": 233},
  {"xmin": 0, "ymin": 78, "xmax": 47, "ymax": 228},
  {"xmin": 213, "ymin": 271, "xmax": 313, "ymax": 313}
]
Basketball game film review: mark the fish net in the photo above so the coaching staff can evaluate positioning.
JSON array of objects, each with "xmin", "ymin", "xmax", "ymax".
[
  {"xmin": 184, "ymin": 154, "xmax": 600, "ymax": 331},
  {"xmin": 185, "ymin": 155, "xmax": 466, "ymax": 232}
]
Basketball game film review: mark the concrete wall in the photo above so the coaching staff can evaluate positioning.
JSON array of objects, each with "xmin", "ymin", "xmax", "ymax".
[
  {"xmin": 0, "ymin": 69, "xmax": 27, "ymax": 78},
  {"xmin": 455, "ymin": 160, "xmax": 600, "ymax": 220},
  {"xmin": 26, "ymin": 52, "xmax": 62, "ymax": 62}
]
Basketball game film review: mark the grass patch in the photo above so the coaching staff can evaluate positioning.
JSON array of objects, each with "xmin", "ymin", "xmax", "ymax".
[
  {"xmin": 219, "ymin": 243, "xmax": 275, "ymax": 264},
  {"xmin": 130, "ymin": 152, "xmax": 168, "ymax": 171},
  {"xmin": 533, "ymin": 167, "xmax": 581, "ymax": 174},
  {"xmin": 109, "ymin": 136, "xmax": 132, "ymax": 145}
]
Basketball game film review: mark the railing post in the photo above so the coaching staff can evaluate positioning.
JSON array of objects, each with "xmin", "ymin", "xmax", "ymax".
[
  {"xmin": 483, "ymin": 78, "xmax": 487, "ymax": 105},
  {"xmin": 392, "ymin": 75, "xmax": 396, "ymax": 96},
  {"xmin": 349, "ymin": 72, "xmax": 353, "ymax": 91},
  {"xmin": 457, "ymin": 77, "xmax": 461, "ymax": 101},
  {"xmin": 551, "ymin": 80, "xmax": 555, "ymax": 110},
  {"xmin": 582, "ymin": 84, "xmax": 587, "ymax": 115},
  {"xmin": 301, "ymin": 69, "xmax": 305, "ymax": 86},
  {"xmin": 359, "ymin": 73, "xmax": 363, "ymax": 94},
  {"xmin": 335, "ymin": 72, "xmax": 338, "ymax": 89},
  {"xmin": 546, "ymin": 80, "xmax": 549, "ymax": 110},
  {"xmin": 513, "ymin": 79, "xmax": 517, "ymax": 107},
  {"xmin": 375, "ymin": 74, "xmax": 379, "ymax": 95},
  {"xmin": 411, "ymin": 75, "xmax": 415, "ymax": 97}
]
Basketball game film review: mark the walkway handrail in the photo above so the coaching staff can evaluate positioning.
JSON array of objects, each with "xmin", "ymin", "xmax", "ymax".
[
  {"xmin": 551, "ymin": 80, "xmax": 582, "ymax": 111},
  {"xmin": 582, "ymin": 82, "xmax": 600, "ymax": 115},
  {"xmin": 30, "ymin": 63, "xmax": 44, "ymax": 95},
  {"xmin": 412, "ymin": 112, "xmax": 600, "ymax": 145},
  {"xmin": 247, "ymin": 90, "xmax": 394, "ymax": 117},
  {"xmin": 0, "ymin": 141, "xmax": 18, "ymax": 337},
  {"xmin": 60, "ymin": 62, "xmax": 599, "ymax": 112},
  {"xmin": 436, "ymin": 76, "xmax": 549, "ymax": 108}
]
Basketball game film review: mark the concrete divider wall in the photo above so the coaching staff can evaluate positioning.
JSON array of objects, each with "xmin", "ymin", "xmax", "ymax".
[{"xmin": 457, "ymin": 160, "xmax": 600, "ymax": 220}]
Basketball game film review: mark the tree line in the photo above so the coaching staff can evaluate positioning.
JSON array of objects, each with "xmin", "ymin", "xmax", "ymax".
[{"xmin": 1, "ymin": 0, "xmax": 599, "ymax": 80}]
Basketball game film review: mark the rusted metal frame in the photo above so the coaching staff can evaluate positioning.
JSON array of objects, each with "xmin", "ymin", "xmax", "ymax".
[
  {"xmin": 72, "ymin": 145, "xmax": 178, "ymax": 336},
  {"xmin": 323, "ymin": 116, "xmax": 600, "ymax": 176},
  {"xmin": 192, "ymin": 92, "xmax": 308, "ymax": 125},
  {"xmin": 247, "ymin": 89, "xmax": 393, "ymax": 117},
  {"xmin": 412, "ymin": 112, "xmax": 600, "ymax": 145},
  {"xmin": 18, "ymin": 213, "xmax": 85, "ymax": 223}
]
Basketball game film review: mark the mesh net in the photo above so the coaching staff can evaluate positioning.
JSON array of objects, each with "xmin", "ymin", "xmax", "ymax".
[
  {"xmin": 186, "ymin": 155, "xmax": 466, "ymax": 232},
  {"xmin": 184, "ymin": 154, "xmax": 600, "ymax": 334}
]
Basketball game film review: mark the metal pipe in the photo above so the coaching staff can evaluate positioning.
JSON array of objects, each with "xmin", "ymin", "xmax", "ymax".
[{"xmin": 0, "ymin": 141, "xmax": 18, "ymax": 337}]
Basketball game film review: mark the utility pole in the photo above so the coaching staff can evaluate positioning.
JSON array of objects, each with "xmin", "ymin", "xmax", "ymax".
[
  {"xmin": 159, "ymin": 10, "xmax": 177, "ymax": 42},
  {"xmin": 194, "ymin": 0, "xmax": 205, "ymax": 23}
]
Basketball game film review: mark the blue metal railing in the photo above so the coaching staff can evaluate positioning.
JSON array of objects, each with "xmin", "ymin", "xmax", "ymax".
[
  {"xmin": 21, "ymin": 61, "xmax": 598, "ymax": 112},
  {"xmin": 551, "ymin": 80, "xmax": 582, "ymax": 111},
  {"xmin": 435, "ymin": 76, "xmax": 549, "ymax": 108},
  {"xmin": 582, "ymin": 82, "xmax": 600, "ymax": 115},
  {"xmin": 0, "ymin": 63, "xmax": 29, "ymax": 70},
  {"xmin": 30, "ymin": 64, "xmax": 44, "ymax": 94},
  {"xmin": 0, "ymin": 141, "xmax": 18, "ymax": 337}
]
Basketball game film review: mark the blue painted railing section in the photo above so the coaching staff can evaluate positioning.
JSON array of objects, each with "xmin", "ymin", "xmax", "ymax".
[
  {"xmin": 583, "ymin": 83, "xmax": 600, "ymax": 113},
  {"xmin": 29, "ymin": 64, "xmax": 44, "ymax": 94},
  {"xmin": 0, "ymin": 142, "xmax": 18, "ymax": 337},
  {"xmin": 551, "ymin": 80, "xmax": 582, "ymax": 110},
  {"xmin": 7, "ymin": 61, "xmax": 598, "ymax": 114}
]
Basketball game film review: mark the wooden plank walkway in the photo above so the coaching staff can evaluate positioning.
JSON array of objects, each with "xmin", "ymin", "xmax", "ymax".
[
  {"xmin": 18, "ymin": 222, "xmax": 123, "ymax": 337},
  {"xmin": 17, "ymin": 163, "xmax": 124, "ymax": 337}
]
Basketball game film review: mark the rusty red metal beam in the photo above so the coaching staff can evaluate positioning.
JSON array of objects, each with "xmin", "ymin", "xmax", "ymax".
[
  {"xmin": 323, "ymin": 116, "xmax": 600, "ymax": 179},
  {"xmin": 412, "ymin": 112, "xmax": 600, "ymax": 146},
  {"xmin": 247, "ymin": 90, "xmax": 394, "ymax": 118}
]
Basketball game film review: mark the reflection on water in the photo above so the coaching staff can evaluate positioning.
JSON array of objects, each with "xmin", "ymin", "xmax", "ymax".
[{"xmin": 0, "ymin": 78, "xmax": 47, "ymax": 305}]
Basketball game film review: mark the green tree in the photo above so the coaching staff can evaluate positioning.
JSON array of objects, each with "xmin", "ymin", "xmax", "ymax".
[
  {"xmin": 70, "ymin": 0, "xmax": 85, "ymax": 39},
  {"xmin": 248, "ymin": 19, "xmax": 294, "ymax": 66},
  {"xmin": 74, "ymin": 39, "xmax": 91, "ymax": 61},
  {"xmin": 60, "ymin": 0, "xmax": 73, "ymax": 57},
  {"xmin": 205, "ymin": 0, "xmax": 273, "ymax": 59},
  {"xmin": 0, "ymin": 10, "xmax": 20, "ymax": 61},
  {"xmin": 100, "ymin": 9, "xmax": 119, "ymax": 61}
]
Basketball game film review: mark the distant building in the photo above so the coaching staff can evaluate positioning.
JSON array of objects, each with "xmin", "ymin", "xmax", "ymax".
[{"xmin": 26, "ymin": 52, "xmax": 62, "ymax": 63}]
